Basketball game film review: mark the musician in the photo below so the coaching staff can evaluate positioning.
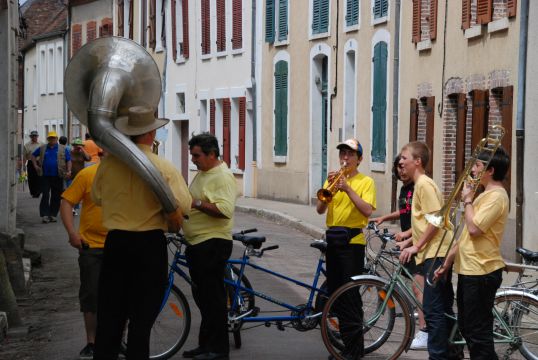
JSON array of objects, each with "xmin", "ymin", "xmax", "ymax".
[
  {"xmin": 398, "ymin": 141, "xmax": 458, "ymax": 360},
  {"xmin": 316, "ymin": 138, "xmax": 376, "ymax": 359},
  {"xmin": 435, "ymin": 146, "xmax": 510, "ymax": 359},
  {"xmin": 91, "ymin": 106, "xmax": 191, "ymax": 359}
]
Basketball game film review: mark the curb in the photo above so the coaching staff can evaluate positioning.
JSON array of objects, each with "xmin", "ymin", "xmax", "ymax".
[{"xmin": 235, "ymin": 205, "xmax": 325, "ymax": 239}]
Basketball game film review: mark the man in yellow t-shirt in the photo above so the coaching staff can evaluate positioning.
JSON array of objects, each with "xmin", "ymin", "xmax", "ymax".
[
  {"xmin": 181, "ymin": 133, "xmax": 236, "ymax": 360},
  {"xmin": 435, "ymin": 146, "xmax": 510, "ymax": 358},
  {"xmin": 316, "ymin": 138, "xmax": 376, "ymax": 359},
  {"xmin": 60, "ymin": 162, "xmax": 108, "ymax": 359},
  {"xmin": 399, "ymin": 141, "xmax": 456, "ymax": 359}
]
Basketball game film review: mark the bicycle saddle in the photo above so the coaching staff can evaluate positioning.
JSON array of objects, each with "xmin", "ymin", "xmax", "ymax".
[
  {"xmin": 516, "ymin": 247, "xmax": 538, "ymax": 262},
  {"xmin": 233, "ymin": 234, "xmax": 266, "ymax": 249},
  {"xmin": 310, "ymin": 240, "xmax": 327, "ymax": 253}
]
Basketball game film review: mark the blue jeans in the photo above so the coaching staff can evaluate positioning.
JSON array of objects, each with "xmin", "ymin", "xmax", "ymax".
[{"xmin": 423, "ymin": 257, "xmax": 456, "ymax": 360}]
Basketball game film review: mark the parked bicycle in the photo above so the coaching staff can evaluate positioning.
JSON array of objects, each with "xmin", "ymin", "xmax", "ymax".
[
  {"xmin": 320, "ymin": 222, "xmax": 538, "ymax": 360},
  {"xmin": 145, "ymin": 229, "xmax": 329, "ymax": 359}
]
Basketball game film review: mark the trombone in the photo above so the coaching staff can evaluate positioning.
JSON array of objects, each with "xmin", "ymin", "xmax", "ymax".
[{"xmin": 424, "ymin": 125, "xmax": 505, "ymax": 286}]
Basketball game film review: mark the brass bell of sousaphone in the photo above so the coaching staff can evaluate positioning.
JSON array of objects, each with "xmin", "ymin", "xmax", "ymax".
[{"xmin": 64, "ymin": 36, "xmax": 179, "ymax": 216}]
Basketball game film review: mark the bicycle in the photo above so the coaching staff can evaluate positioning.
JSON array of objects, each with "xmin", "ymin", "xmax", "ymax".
[
  {"xmin": 320, "ymin": 222, "xmax": 538, "ymax": 360},
  {"xmin": 146, "ymin": 228, "xmax": 329, "ymax": 359}
]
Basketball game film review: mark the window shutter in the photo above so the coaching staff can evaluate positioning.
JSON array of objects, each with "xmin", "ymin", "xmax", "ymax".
[
  {"xmin": 501, "ymin": 86, "xmax": 513, "ymax": 196},
  {"xmin": 470, "ymin": 89, "xmax": 489, "ymax": 151},
  {"xmin": 410, "ymin": 98, "xmax": 418, "ymax": 141},
  {"xmin": 412, "ymin": 0, "xmax": 421, "ymax": 43},
  {"xmin": 201, "ymin": 0, "xmax": 211, "ymax": 54},
  {"xmin": 222, "ymin": 98, "xmax": 231, "ymax": 166},
  {"xmin": 209, "ymin": 99, "xmax": 216, "ymax": 135},
  {"xmin": 319, "ymin": 0, "xmax": 329, "ymax": 33},
  {"xmin": 129, "ymin": 0, "xmax": 134, "ymax": 39},
  {"xmin": 232, "ymin": 0, "xmax": 243, "ymax": 49},
  {"xmin": 274, "ymin": 61, "xmax": 288, "ymax": 156},
  {"xmin": 72, "ymin": 24, "xmax": 82, "ymax": 57},
  {"xmin": 346, "ymin": 0, "xmax": 358, "ymax": 26},
  {"xmin": 118, "ymin": 0, "xmax": 124, "ymax": 37},
  {"xmin": 182, "ymin": 0, "xmax": 190, "ymax": 58},
  {"xmin": 455, "ymin": 93, "xmax": 467, "ymax": 182},
  {"xmin": 430, "ymin": 0, "xmax": 437, "ymax": 40},
  {"xmin": 374, "ymin": 0, "xmax": 387, "ymax": 19},
  {"xmin": 87, "ymin": 21, "xmax": 97, "ymax": 42},
  {"xmin": 149, "ymin": 0, "xmax": 156, "ymax": 49},
  {"xmin": 99, "ymin": 18, "xmax": 113, "ymax": 37},
  {"xmin": 265, "ymin": 0, "xmax": 275, "ymax": 43},
  {"xmin": 425, "ymin": 96, "xmax": 435, "ymax": 177},
  {"xmin": 171, "ymin": 0, "xmax": 177, "ymax": 60},
  {"xmin": 217, "ymin": 0, "xmax": 226, "ymax": 52},
  {"xmin": 372, "ymin": 42, "xmax": 387, "ymax": 163},
  {"xmin": 278, "ymin": 0, "xmax": 288, "ymax": 41},
  {"xmin": 507, "ymin": 0, "xmax": 517, "ymax": 17},
  {"xmin": 238, "ymin": 97, "xmax": 246, "ymax": 170},
  {"xmin": 461, "ymin": 0, "xmax": 470, "ymax": 30},
  {"xmin": 476, "ymin": 0, "xmax": 492, "ymax": 24},
  {"xmin": 382, "ymin": 0, "xmax": 388, "ymax": 17},
  {"xmin": 312, "ymin": 0, "xmax": 320, "ymax": 34}
]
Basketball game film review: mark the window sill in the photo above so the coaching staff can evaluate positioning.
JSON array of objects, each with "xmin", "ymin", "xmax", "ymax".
[
  {"xmin": 372, "ymin": 16, "xmax": 388, "ymax": 26},
  {"xmin": 370, "ymin": 162, "xmax": 386, "ymax": 172},
  {"xmin": 231, "ymin": 48, "xmax": 244, "ymax": 55},
  {"xmin": 200, "ymin": 53, "xmax": 212, "ymax": 61},
  {"xmin": 488, "ymin": 17, "xmax": 509, "ymax": 33},
  {"xmin": 417, "ymin": 39, "xmax": 432, "ymax": 51},
  {"xmin": 274, "ymin": 39, "xmax": 289, "ymax": 47},
  {"xmin": 232, "ymin": 168, "xmax": 244, "ymax": 175},
  {"xmin": 175, "ymin": 56, "xmax": 187, "ymax": 64},
  {"xmin": 170, "ymin": 113, "xmax": 189, "ymax": 121},
  {"xmin": 155, "ymin": 45, "xmax": 164, "ymax": 53},
  {"xmin": 216, "ymin": 50, "xmax": 227, "ymax": 58},
  {"xmin": 344, "ymin": 24, "xmax": 359, "ymax": 33},
  {"xmin": 464, "ymin": 25, "xmax": 482, "ymax": 39},
  {"xmin": 309, "ymin": 32, "xmax": 330, "ymax": 41},
  {"xmin": 273, "ymin": 155, "xmax": 287, "ymax": 164}
]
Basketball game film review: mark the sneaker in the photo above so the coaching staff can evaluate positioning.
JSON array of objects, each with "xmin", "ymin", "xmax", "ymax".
[
  {"xmin": 72, "ymin": 209, "xmax": 78, "ymax": 216},
  {"xmin": 42, "ymin": 216, "xmax": 49, "ymax": 224},
  {"xmin": 49, "ymin": 216, "xmax": 57, "ymax": 223},
  {"xmin": 79, "ymin": 343, "xmax": 94, "ymax": 359},
  {"xmin": 410, "ymin": 330, "xmax": 428, "ymax": 350}
]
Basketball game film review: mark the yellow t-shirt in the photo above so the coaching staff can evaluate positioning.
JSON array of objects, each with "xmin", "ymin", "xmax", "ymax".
[
  {"xmin": 325, "ymin": 172, "xmax": 377, "ymax": 245},
  {"xmin": 91, "ymin": 144, "xmax": 192, "ymax": 232},
  {"xmin": 182, "ymin": 162, "xmax": 237, "ymax": 245},
  {"xmin": 62, "ymin": 164, "xmax": 107, "ymax": 248},
  {"xmin": 454, "ymin": 188, "xmax": 508, "ymax": 275},
  {"xmin": 411, "ymin": 174, "xmax": 453, "ymax": 265}
]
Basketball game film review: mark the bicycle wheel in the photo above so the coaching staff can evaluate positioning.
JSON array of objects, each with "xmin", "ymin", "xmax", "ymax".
[
  {"xmin": 149, "ymin": 285, "xmax": 191, "ymax": 360},
  {"xmin": 494, "ymin": 292, "xmax": 538, "ymax": 360},
  {"xmin": 321, "ymin": 278, "xmax": 412, "ymax": 360},
  {"xmin": 226, "ymin": 265, "xmax": 255, "ymax": 349}
]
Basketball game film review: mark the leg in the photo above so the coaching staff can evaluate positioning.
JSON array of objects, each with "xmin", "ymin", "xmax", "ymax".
[
  {"xmin": 78, "ymin": 249, "xmax": 103, "ymax": 344},
  {"xmin": 39, "ymin": 176, "xmax": 52, "ymax": 217},
  {"xmin": 49, "ymin": 176, "xmax": 64, "ymax": 217},
  {"xmin": 26, "ymin": 160, "xmax": 41, "ymax": 197}
]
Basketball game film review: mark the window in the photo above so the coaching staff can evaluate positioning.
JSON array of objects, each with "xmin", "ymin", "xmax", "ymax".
[
  {"xmin": 72, "ymin": 24, "xmax": 82, "ymax": 56},
  {"xmin": 55, "ymin": 42, "xmax": 63, "ymax": 93},
  {"xmin": 343, "ymin": 48, "xmax": 356, "ymax": 139},
  {"xmin": 238, "ymin": 97, "xmax": 246, "ymax": 170},
  {"xmin": 201, "ymin": 0, "xmax": 211, "ymax": 55},
  {"xmin": 371, "ymin": 41, "xmax": 387, "ymax": 165},
  {"xmin": 232, "ymin": 0, "xmax": 243, "ymax": 49},
  {"xmin": 33, "ymin": 65, "xmax": 37, "ymax": 105},
  {"xmin": 462, "ymin": 0, "xmax": 517, "ymax": 30},
  {"xmin": 99, "ymin": 18, "xmax": 113, "ymax": 37},
  {"xmin": 345, "ymin": 0, "xmax": 359, "ymax": 28},
  {"xmin": 176, "ymin": 92, "xmax": 186, "ymax": 114},
  {"xmin": 39, "ymin": 47, "xmax": 46, "ymax": 95},
  {"xmin": 265, "ymin": 0, "xmax": 288, "ymax": 43},
  {"xmin": 87, "ymin": 21, "xmax": 97, "ymax": 42},
  {"xmin": 47, "ymin": 46, "xmax": 54, "ymax": 94},
  {"xmin": 312, "ymin": 0, "xmax": 329, "ymax": 35},
  {"xmin": 117, "ymin": 0, "xmax": 125, "ymax": 36},
  {"xmin": 216, "ymin": 0, "xmax": 226, "ymax": 52},
  {"xmin": 412, "ymin": 0, "xmax": 437, "ymax": 43},
  {"xmin": 373, "ymin": 0, "xmax": 388, "ymax": 22},
  {"xmin": 172, "ymin": 0, "xmax": 189, "ymax": 60},
  {"xmin": 222, "ymin": 98, "xmax": 231, "ymax": 166},
  {"xmin": 274, "ymin": 60, "xmax": 288, "ymax": 156}
]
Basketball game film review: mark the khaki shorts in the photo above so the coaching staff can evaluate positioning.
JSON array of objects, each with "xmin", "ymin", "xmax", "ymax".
[{"xmin": 78, "ymin": 248, "xmax": 104, "ymax": 313}]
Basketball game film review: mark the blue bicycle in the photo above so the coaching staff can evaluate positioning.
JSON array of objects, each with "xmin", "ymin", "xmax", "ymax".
[{"xmin": 146, "ymin": 229, "xmax": 329, "ymax": 359}]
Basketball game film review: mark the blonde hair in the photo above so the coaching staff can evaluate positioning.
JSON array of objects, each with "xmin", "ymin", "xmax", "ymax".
[{"xmin": 402, "ymin": 141, "xmax": 430, "ymax": 169}]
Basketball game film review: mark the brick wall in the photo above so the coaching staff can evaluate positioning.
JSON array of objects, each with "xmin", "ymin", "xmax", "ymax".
[
  {"xmin": 493, "ymin": 0, "xmax": 507, "ymax": 20},
  {"xmin": 442, "ymin": 96, "xmax": 457, "ymax": 197},
  {"xmin": 87, "ymin": 20, "xmax": 96, "ymax": 42},
  {"xmin": 71, "ymin": 24, "xmax": 82, "ymax": 57},
  {"xmin": 417, "ymin": 99, "xmax": 428, "ymax": 143}
]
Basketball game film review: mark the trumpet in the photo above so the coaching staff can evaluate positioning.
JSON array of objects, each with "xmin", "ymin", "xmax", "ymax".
[
  {"xmin": 317, "ymin": 162, "xmax": 353, "ymax": 203},
  {"xmin": 152, "ymin": 139, "xmax": 160, "ymax": 155},
  {"xmin": 425, "ymin": 125, "xmax": 505, "ymax": 286}
]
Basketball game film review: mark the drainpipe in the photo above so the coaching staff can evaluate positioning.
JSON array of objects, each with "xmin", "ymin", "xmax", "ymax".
[
  {"xmin": 65, "ymin": 4, "xmax": 71, "ymax": 140},
  {"xmin": 516, "ymin": 0, "xmax": 529, "ymax": 254},
  {"xmin": 390, "ymin": 0, "xmax": 401, "ymax": 213},
  {"xmin": 251, "ymin": 0, "xmax": 257, "ymax": 161},
  {"xmin": 329, "ymin": 0, "xmax": 339, "ymax": 132}
]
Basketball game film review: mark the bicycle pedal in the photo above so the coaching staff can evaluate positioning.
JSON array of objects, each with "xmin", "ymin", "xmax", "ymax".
[
  {"xmin": 252, "ymin": 306, "xmax": 260, "ymax": 317},
  {"xmin": 276, "ymin": 321, "xmax": 285, "ymax": 331}
]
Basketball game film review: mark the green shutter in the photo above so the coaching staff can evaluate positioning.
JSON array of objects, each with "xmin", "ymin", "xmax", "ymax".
[
  {"xmin": 312, "ymin": 0, "xmax": 320, "ymax": 33},
  {"xmin": 374, "ymin": 0, "xmax": 387, "ymax": 19},
  {"xmin": 346, "ymin": 0, "xmax": 359, "ymax": 26},
  {"xmin": 278, "ymin": 0, "xmax": 288, "ymax": 41},
  {"xmin": 372, "ymin": 42, "xmax": 387, "ymax": 163},
  {"xmin": 274, "ymin": 61, "xmax": 288, "ymax": 156},
  {"xmin": 266, "ymin": 0, "xmax": 275, "ymax": 43},
  {"xmin": 319, "ymin": 0, "xmax": 329, "ymax": 33}
]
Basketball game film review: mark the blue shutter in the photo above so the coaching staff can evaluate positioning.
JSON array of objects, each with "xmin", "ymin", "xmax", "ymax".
[
  {"xmin": 312, "ymin": 0, "xmax": 321, "ymax": 33},
  {"xmin": 372, "ymin": 42, "xmax": 387, "ymax": 163},
  {"xmin": 274, "ymin": 61, "xmax": 288, "ymax": 156},
  {"xmin": 265, "ymin": 0, "xmax": 275, "ymax": 43},
  {"xmin": 346, "ymin": 0, "xmax": 359, "ymax": 26},
  {"xmin": 374, "ymin": 0, "xmax": 387, "ymax": 19},
  {"xmin": 319, "ymin": 0, "xmax": 329, "ymax": 33},
  {"xmin": 278, "ymin": 0, "xmax": 288, "ymax": 41}
]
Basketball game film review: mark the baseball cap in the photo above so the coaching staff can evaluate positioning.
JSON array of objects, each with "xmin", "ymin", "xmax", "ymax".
[
  {"xmin": 47, "ymin": 131, "xmax": 58, "ymax": 139},
  {"xmin": 336, "ymin": 138, "xmax": 363, "ymax": 156},
  {"xmin": 30, "ymin": 130, "xmax": 38, "ymax": 136},
  {"xmin": 71, "ymin": 138, "xmax": 84, "ymax": 146}
]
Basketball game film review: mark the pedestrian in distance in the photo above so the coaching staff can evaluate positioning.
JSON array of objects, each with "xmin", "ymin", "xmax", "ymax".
[
  {"xmin": 182, "ymin": 133, "xmax": 237, "ymax": 360},
  {"xmin": 31, "ymin": 131, "xmax": 72, "ymax": 223},
  {"xmin": 435, "ymin": 146, "xmax": 510, "ymax": 359},
  {"xmin": 60, "ymin": 155, "xmax": 108, "ymax": 360},
  {"xmin": 398, "ymin": 141, "xmax": 461, "ymax": 360},
  {"xmin": 23, "ymin": 130, "xmax": 43, "ymax": 198},
  {"xmin": 91, "ymin": 106, "xmax": 191, "ymax": 360},
  {"xmin": 316, "ymin": 138, "xmax": 377, "ymax": 359},
  {"xmin": 371, "ymin": 154, "xmax": 428, "ymax": 350}
]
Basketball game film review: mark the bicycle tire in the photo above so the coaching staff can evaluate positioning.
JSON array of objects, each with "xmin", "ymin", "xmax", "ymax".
[
  {"xmin": 226, "ymin": 265, "xmax": 254, "ymax": 349},
  {"xmin": 320, "ymin": 278, "xmax": 412, "ymax": 360},
  {"xmin": 494, "ymin": 292, "xmax": 538, "ymax": 360}
]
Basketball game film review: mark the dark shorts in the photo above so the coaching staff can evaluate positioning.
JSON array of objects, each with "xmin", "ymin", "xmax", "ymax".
[
  {"xmin": 403, "ymin": 255, "xmax": 423, "ymax": 277},
  {"xmin": 78, "ymin": 248, "xmax": 104, "ymax": 313}
]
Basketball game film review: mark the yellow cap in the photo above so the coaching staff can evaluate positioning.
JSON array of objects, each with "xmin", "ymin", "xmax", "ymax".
[{"xmin": 47, "ymin": 131, "xmax": 58, "ymax": 138}]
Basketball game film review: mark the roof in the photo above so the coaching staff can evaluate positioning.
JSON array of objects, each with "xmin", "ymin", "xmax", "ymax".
[{"xmin": 19, "ymin": 0, "xmax": 67, "ymax": 53}]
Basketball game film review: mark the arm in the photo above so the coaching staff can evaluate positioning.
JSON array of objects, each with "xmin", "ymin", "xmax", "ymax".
[
  {"xmin": 81, "ymin": 149, "xmax": 91, "ymax": 162},
  {"xmin": 461, "ymin": 183, "xmax": 483, "ymax": 237},
  {"xmin": 371, "ymin": 210, "xmax": 400, "ymax": 225},
  {"xmin": 395, "ymin": 228, "xmax": 412, "ymax": 242},
  {"xmin": 60, "ymin": 199, "xmax": 84, "ymax": 249},
  {"xmin": 192, "ymin": 198, "xmax": 228, "ymax": 218},
  {"xmin": 433, "ymin": 243, "xmax": 458, "ymax": 281},
  {"xmin": 316, "ymin": 199, "xmax": 328, "ymax": 215},
  {"xmin": 31, "ymin": 154, "xmax": 40, "ymax": 172},
  {"xmin": 399, "ymin": 223, "xmax": 439, "ymax": 263},
  {"xmin": 338, "ymin": 177, "xmax": 373, "ymax": 217}
]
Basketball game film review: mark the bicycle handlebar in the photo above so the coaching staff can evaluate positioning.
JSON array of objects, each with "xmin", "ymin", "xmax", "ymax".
[{"xmin": 367, "ymin": 221, "xmax": 396, "ymax": 242}]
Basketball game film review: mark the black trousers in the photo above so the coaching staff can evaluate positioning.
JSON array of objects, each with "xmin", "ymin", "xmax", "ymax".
[
  {"xmin": 457, "ymin": 269, "xmax": 503, "ymax": 360},
  {"xmin": 39, "ymin": 176, "xmax": 63, "ymax": 217},
  {"xmin": 94, "ymin": 230, "xmax": 168, "ymax": 360},
  {"xmin": 26, "ymin": 160, "xmax": 41, "ymax": 197},
  {"xmin": 185, "ymin": 238, "xmax": 233, "ymax": 354},
  {"xmin": 326, "ymin": 243, "xmax": 365, "ymax": 357}
]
